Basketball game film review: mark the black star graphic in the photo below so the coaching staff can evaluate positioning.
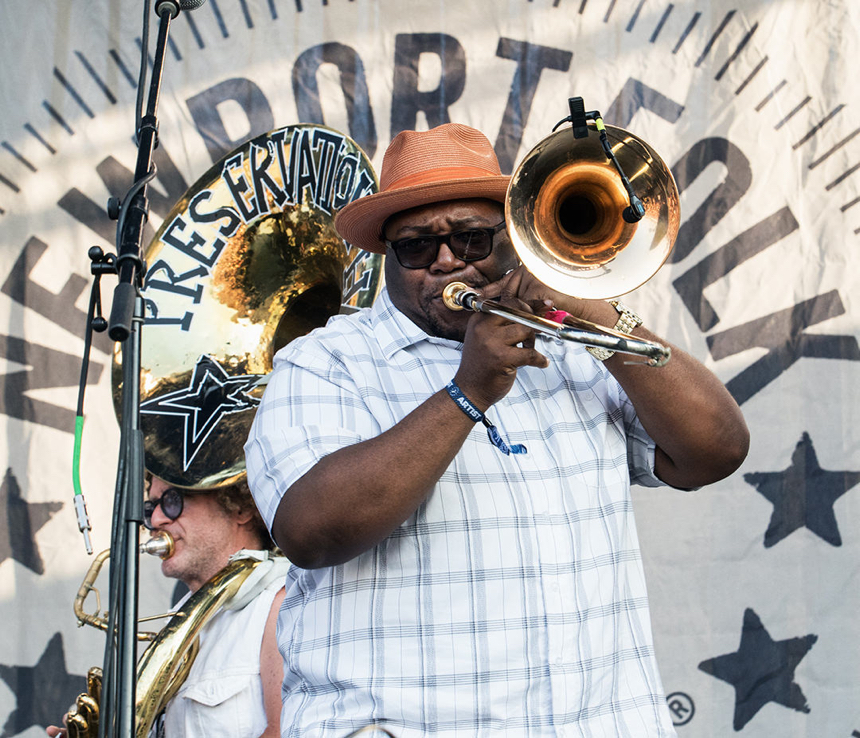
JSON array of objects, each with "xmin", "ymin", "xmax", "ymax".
[
  {"xmin": 0, "ymin": 633, "xmax": 87, "ymax": 737},
  {"xmin": 0, "ymin": 468, "xmax": 62, "ymax": 574},
  {"xmin": 699, "ymin": 608, "xmax": 817, "ymax": 731},
  {"xmin": 140, "ymin": 355, "xmax": 262, "ymax": 471},
  {"xmin": 744, "ymin": 432, "xmax": 860, "ymax": 547}
]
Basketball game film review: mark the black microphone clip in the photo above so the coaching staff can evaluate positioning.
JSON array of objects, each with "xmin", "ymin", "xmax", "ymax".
[{"xmin": 568, "ymin": 97, "xmax": 589, "ymax": 139}]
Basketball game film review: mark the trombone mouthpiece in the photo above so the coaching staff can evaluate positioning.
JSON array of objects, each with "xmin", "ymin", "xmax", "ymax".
[
  {"xmin": 140, "ymin": 531, "xmax": 174, "ymax": 560},
  {"xmin": 442, "ymin": 282, "xmax": 472, "ymax": 311}
]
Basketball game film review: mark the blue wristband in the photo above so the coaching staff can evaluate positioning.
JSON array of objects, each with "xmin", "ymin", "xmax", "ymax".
[
  {"xmin": 445, "ymin": 380, "xmax": 483, "ymax": 423},
  {"xmin": 445, "ymin": 380, "xmax": 527, "ymax": 456}
]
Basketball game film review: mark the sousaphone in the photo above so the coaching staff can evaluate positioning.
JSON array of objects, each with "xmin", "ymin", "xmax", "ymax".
[{"xmin": 112, "ymin": 123, "xmax": 384, "ymax": 488}]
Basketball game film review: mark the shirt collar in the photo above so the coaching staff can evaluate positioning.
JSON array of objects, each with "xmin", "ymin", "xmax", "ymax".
[{"xmin": 370, "ymin": 287, "xmax": 463, "ymax": 360}]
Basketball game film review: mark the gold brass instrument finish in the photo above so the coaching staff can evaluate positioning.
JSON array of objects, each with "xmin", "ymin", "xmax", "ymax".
[
  {"xmin": 112, "ymin": 125, "xmax": 383, "ymax": 489},
  {"xmin": 506, "ymin": 122, "xmax": 680, "ymax": 300}
]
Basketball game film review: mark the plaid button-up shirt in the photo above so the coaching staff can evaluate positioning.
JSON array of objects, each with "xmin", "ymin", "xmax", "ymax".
[{"xmin": 246, "ymin": 288, "xmax": 677, "ymax": 737}]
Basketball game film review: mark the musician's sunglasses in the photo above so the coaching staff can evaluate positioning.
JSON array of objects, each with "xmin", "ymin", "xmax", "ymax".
[
  {"xmin": 386, "ymin": 221, "xmax": 507, "ymax": 269},
  {"xmin": 143, "ymin": 487, "xmax": 186, "ymax": 530}
]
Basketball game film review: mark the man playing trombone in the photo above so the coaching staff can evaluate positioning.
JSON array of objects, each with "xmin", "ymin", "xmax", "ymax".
[{"xmin": 245, "ymin": 122, "xmax": 750, "ymax": 737}]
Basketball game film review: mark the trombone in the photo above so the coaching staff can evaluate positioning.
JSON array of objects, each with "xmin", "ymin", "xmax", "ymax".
[{"xmin": 445, "ymin": 99, "xmax": 679, "ymax": 367}]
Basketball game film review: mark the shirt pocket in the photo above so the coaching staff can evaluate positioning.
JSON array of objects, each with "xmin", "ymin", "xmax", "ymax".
[{"xmin": 180, "ymin": 673, "xmax": 265, "ymax": 738}]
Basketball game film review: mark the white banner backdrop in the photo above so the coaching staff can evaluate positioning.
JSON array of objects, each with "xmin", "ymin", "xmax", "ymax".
[{"xmin": 0, "ymin": 0, "xmax": 858, "ymax": 735}]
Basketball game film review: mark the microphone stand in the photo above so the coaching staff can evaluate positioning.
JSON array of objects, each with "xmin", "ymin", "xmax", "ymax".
[{"xmin": 100, "ymin": 2, "xmax": 182, "ymax": 736}]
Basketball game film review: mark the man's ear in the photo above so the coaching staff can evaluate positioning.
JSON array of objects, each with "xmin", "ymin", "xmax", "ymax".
[{"xmin": 234, "ymin": 507, "xmax": 255, "ymax": 526}]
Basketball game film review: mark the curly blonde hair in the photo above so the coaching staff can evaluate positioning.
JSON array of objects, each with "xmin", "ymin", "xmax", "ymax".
[{"xmin": 210, "ymin": 477, "xmax": 275, "ymax": 551}]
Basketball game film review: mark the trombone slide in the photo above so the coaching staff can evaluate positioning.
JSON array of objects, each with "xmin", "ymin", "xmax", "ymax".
[{"xmin": 441, "ymin": 282, "xmax": 671, "ymax": 367}]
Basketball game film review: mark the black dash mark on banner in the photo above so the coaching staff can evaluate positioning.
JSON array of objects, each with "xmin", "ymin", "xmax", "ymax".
[
  {"xmin": 52, "ymin": 68, "xmax": 94, "ymax": 118},
  {"xmin": 792, "ymin": 105, "xmax": 845, "ymax": 149},
  {"xmin": 650, "ymin": 4, "xmax": 674, "ymax": 43},
  {"xmin": 109, "ymin": 49, "xmax": 137, "ymax": 88},
  {"xmin": 852, "ymin": 731, "xmax": 860, "ymax": 738},
  {"xmin": 672, "ymin": 12, "xmax": 700, "ymax": 54},
  {"xmin": 41, "ymin": 102, "xmax": 73, "ymax": 135},
  {"xmin": 735, "ymin": 56, "xmax": 768, "ymax": 95},
  {"xmin": 74, "ymin": 51, "xmax": 116, "ymax": 104},
  {"xmin": 603, "ymin": 0, "xmax": 616, "ymax": 22},
  {"xmin": 294, "ymin": 0, "xmax": 303, "ymax": 12},
  {"xmin": 774, "ymin": 96, "xmax": 811, "ymax": 131},
  {"xmin": 24, "ymin": 124, "xmax": 56, "ymax": 155},
  {"xmin": 755, "ymin": 80, "xmax": 786, "ymax": 112},
  {"xmin": 210, "ymin": 0, "xmax": 229, "ymax": 38},
  {"xmin": 185, "ymin": 13, "xmax": 205, "ymax": 49},
  {"xmin": 578, "ymin": 0, "xmax": 587, "ymax": 12},
  {"xmin": 0, "ymin": 172, "xmax": 19, "ymax": 193},
  {"xmin": 134, "ymin": 37, "xmax": 155, "ymax": 69},
  {"xmin": 626, "ymin": 0, "xmax": 646, "ymax": 32},
  {"xmin": 809, "ymin": 127, "xmax": 860, "ymax": 169},
  {"xmin": 1, "ymin": 143, "xmax": 36, "ymax": 173},
  {"xmin": 238, "ymin": 0, "xmax": 254, "ymax": 28},
  {"xmin": 168, "ymin": 36, "xmax": 183, "ymax": 61},
  {"xmin": 268, "ymin": 0, "xmax": 278, "ymax": 18},
  {"xmin": 714, "ymin": 22, "xmax": 757, "ymax": 81},
  {"xmin": 694, "ymin": 10, "xmax": 735, "ymax": 67},
  {"xmin": 825, "ymin": 162, "xmax": 860, "ymax": 191},
  {"xmin": 841, "ymin": 196, "xmax": 860, "ymax": 212}
]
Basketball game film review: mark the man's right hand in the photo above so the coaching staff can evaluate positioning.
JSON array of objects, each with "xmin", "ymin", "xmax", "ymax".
[{"xmin": 454, "ymin": 295, "xmax": 549, "ymax": 412}]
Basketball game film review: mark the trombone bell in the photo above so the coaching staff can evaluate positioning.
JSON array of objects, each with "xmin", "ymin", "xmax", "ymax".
[{"xmin": 506, "ymin": 123, "xmax": 680, "ymax": 300}]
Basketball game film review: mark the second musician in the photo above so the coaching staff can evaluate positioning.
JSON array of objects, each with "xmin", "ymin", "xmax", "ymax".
[{"xmin": 245, "ymin": 123, "xmax": 750, "ymax": 737}]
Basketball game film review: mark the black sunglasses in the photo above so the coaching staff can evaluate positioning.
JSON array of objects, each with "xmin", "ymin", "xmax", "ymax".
[
  {"xmin": 143, "ymin": 487, "xmax": 186, "ymax": 530},
  {"xmin": 386, "ymin": 221, "xmax": 506, "ymax": 269}
]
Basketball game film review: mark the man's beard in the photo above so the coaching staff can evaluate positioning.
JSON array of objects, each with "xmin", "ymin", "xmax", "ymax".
[{"xmin": 421, "ymin": 293, "xmax": 470, "ymax": 341}]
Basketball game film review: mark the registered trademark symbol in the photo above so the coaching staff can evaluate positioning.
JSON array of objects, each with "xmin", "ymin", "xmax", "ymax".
[{"xmin": 666, "ymin": 692, "xmax": 695, "ymax": 726}]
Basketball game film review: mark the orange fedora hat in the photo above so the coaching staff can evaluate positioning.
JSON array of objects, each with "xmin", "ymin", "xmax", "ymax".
[{"xmin": 334, "ymin": 123, "xmax": 510, "ymax": 254}]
